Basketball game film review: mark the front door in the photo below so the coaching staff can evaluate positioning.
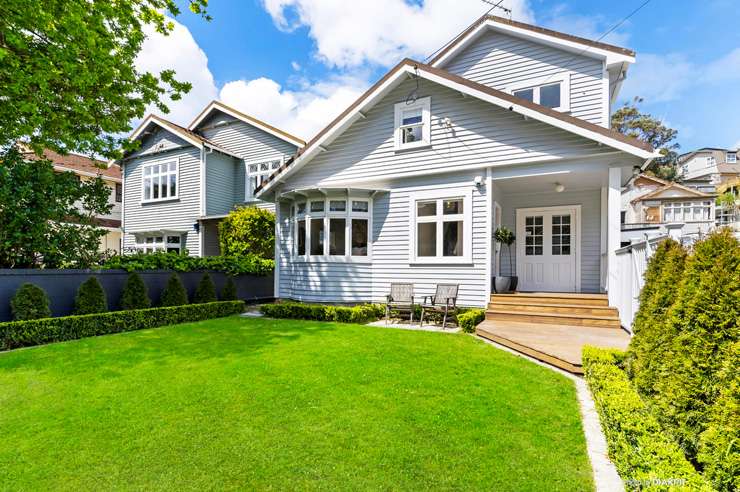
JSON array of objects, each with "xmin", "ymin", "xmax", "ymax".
[{"xmin": 516, "ymin": 206, "xmax": 579, "ymax": 292}]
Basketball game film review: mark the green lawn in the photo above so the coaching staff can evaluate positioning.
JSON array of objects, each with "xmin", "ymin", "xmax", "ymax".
[{"xmin": 0, "ymin": 316, "xmax": 593, "ymax": 491}]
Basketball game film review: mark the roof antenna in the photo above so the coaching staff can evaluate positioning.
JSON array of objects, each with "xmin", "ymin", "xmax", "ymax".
[
  {"xmin": 480, "ymin": 0, "xmax": 511, "ymax": 18},
  {"xmin": 405, "ymin": 64, "xmax": 420, "ymax": 105}
]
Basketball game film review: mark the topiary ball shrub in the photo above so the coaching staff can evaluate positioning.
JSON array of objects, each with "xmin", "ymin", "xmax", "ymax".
[
  {"xmin": 10, "ymin": 283, "xmax": 52, "ymax": 321},
  {"xmin": 221, "ymin": 276, "xmax": 238, "ymax": 301},
  {"xmin": 119, "ymin": 272, "xmax": 151, "ymax": 310},
  {"xmin": 74, "ymin": 277, "xmax": 108, "ymax": 315},
  {"xmin": 160, "ymin": 273, "xmax": 189, "ymax": 307},
  {"xmin": 218, "ymin": 206, "xmax": 275, "ymax": 259},
  {"xmin": 193, "ymin": 273, "xmax": 217, "ymax": 304}
]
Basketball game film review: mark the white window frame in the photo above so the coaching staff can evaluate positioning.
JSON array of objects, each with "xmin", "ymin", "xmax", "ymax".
[
  {"xmin": 141, "ymin": 158, "xmax": 179, "ymax": 203},
  {"xmin": 408, "ymin": 187, "xmax": 473, "ymax": 265},
  {"xmin": 394, "ymin": 96, "xmax": 431, "ymax": 151},
  {"xmin": 727, "ymin": 152, "xmax": 737, "ymax": 163},
  {"xmin": 293, "ymin": 196, "xmax": 373, "ymax": 263},
  {"xmin": 245, "ymin": 157, "xmax": 283, "ymax": 201},
  {"xmin": 662, "ymin": 201, "xmax": 712, "ymax": 223},
  {"xmin": 134, "ymin": 234, "xmax": 184, "ymax": 254},
  {"xmin": 507, "ymin": 74, "xmax": 571, "ymax": 112}
]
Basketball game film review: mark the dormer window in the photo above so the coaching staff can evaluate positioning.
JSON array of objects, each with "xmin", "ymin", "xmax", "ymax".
[
  {"xmin": 508, "ymin": 74, "xmax": 570, "ymax": 112},
  {"xmin": 727, "ymin": 152, "xmax": 737, "ymax": 163},
  {"xmin": 394, "ymin": 97, "xmax": 431, "ymax": 151},
  {"xmin": 245, "ymin": 158, "xmax": 282, "ymax": 200}
]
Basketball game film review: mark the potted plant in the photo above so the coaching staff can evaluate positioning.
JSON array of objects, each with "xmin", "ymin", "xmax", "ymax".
[{"xmin": 493, "ymin": 226, "xmax": 517, "ymax": 293}]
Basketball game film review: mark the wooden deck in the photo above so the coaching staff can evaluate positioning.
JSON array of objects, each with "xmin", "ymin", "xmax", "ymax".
[{"xmin": 476, "ymin": 293, "xmax": 630, "ymax": 374}]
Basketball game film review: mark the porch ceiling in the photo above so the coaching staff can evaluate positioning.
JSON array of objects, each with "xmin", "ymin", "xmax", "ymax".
[{"xmin": 493, "ymin": 167, "xmax": 606, "ymax": 194}]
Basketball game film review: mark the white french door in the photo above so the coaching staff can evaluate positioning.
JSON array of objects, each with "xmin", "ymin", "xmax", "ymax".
[{"xmin": 516, "ymin": 206, "xmax": 580, "ymax": 292}]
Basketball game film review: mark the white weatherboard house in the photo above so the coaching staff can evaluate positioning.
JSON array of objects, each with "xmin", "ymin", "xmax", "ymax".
[
  {"xmin": 255, "ymin": 15, "xmax": 660, "ymax": 309},
  {"xmin": 119, "ymin": 101, "xmax": 304, "ymax": 256}
]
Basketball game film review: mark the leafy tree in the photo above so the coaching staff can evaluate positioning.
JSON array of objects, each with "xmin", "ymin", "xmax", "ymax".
[
  {"xmin": 10, "ymin": 283, "xmax": 51, "ymax": 320},
  {"xmin": 74, "ymin": 276, "xmax": 108, "ymax": 314},
  {"xmin": 0, "ymin": 147, "xmax": 113, "ymax": 268},
  {"xmin": 612, "ymin": 97, "xmax": 681, "ymax": 181},
  {"xmin": 221, "ymin": 276, "xmax": 238, "ymax": 301},
  {"xmin": 219, "ymin": 206, "xmax": 275, "ymax": 259},
  {"xmin": 119, "ymin": 272, "xmax": 151, "ymax": 310},
  {"xmin": 0, "ymin": 0, "xmax": 210, "ymax": 158},
  {"xmin": 193, "ymin": 272, "xmax": 216, "ymax": 303},
  {"xmin": 160, "ymin": 273, "xmax": 188, "ymax": 306}
]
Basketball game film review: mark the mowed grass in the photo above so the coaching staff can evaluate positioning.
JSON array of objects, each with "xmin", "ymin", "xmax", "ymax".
[{"xmin": 0, "ymin": 316, "xmax": 593, "ymax": 491}]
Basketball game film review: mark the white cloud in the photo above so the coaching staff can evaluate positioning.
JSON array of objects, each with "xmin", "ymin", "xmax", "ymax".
[
  {"xmin": 219, "ymin": 74, "xmax": 369, "ymax": 140},
  {"xmin": 260, "ymin": 0, "xmax": 533, "ymax": 68},
  {"xmin": 540, "ymin": 6, "xmax": 631, "ymax": 47},
  {"xmin": 135, "ymin": 18, "xmax": 218, "ymax": 125},
  {"xmin": 702, "ymin": 48, "xmax": 740, "ymax": 83},
  {"xmin": 291, "ymin": 61, "xmax": 302, "ymax": 71},
  {"xmin": 733, "ymin": 140, "xmax": 740, "ymax": 151},
  {"xmin": 621, "ymin": 53, "xmax": 693, "ymax": 103}
]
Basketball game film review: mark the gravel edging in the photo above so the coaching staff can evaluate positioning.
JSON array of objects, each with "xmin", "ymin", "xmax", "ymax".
[{"xmin": 475, "ymin": 335, "xmax": 624, "ymax": 492}]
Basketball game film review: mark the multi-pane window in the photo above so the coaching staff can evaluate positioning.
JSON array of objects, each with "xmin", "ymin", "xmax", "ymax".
[
  {"xmin": 551, "ymin": 215, "xmax": 571, "ymax": 255},
  {"xmin": 524, "ymin": 216, "xmax": 543, "ymax": 256},
  {"xmin": 246, "ymin": 159, "xmax": 282, "ymax": 200},
  {"xmin": 294, "ymin": 198, "xmax": 370, "ymax": 259},
  {"xmin": 136, "ymin": 235, "xmax": 182, "ymax": 254},
  {"xmin": 115, "ymin": 183, "xmax": 122, "ymax": 203},
  {"xmin": 394, "ymin": 97, "xmax": 431, "ymax": 150},
  {"xmin": 509, "ymin": 75, "xmax": 570, "ymax": 111},
  {"xmin": 727, "ymin": 152, "xmax": 737, "ymax": 163},
  {"xmin": 142, "ymin": 161, "xmax": 177, "ymax": 202},
  {"xmin": 414, "ymin": 197, "xmax": 465, "ymax": 258},
  {"xmin": 663, "ymin": 201, "xmax": 711, "ymax": 222}
]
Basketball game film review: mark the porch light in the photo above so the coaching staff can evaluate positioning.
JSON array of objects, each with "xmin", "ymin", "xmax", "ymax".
[{"xmin": 555, "ymin": 183, "xmax": 565, "ymax": 193}]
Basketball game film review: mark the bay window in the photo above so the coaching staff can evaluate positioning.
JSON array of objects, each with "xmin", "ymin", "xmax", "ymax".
[
  {"xmin": 142, "ymin": 160, "xmax": 178, "ymax": 202},
  {"xmin": 663, "ymin": 201, "xmax": 711, "ymax": 222},
  {"xmin": 293, "ymin": 197, "xmax": 371, "ymax": 261},
  {"xmin": 135, "ymin": 234, "xmax": 183, "ymax": 254},
  {"xmin": 409, "ymin": 188, "xmax": 472, "ymax": 264}
]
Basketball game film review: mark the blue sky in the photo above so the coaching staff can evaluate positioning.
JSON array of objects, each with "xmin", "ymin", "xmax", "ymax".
[{"xmin": 142, "ymin": 0, "xmax": 740, "ymax": 152}]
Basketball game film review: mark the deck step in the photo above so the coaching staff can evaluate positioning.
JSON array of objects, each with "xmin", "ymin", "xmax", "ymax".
[
  {"xmin": 476, "ymin": 324, "xmax": 583, "ymax": 374},
  {"xmin": 485, "ymin": 309, "xmax": 621, "ymax": 328},
  {"xmin": 487, "ymin": 301, "xmax": 619, "ymax": 317},
  {"xmin": 490, "ymin": 293, "xmax": 609, "ymax": 307}
]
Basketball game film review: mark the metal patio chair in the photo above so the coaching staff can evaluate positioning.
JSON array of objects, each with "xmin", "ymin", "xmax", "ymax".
[
  {"xmin": 384, "ymin": 283, "xmax": 416, "ymax": 325},
  {"xmin": 420, "ymin": 284, "xmax": 459, "ymax": 329}
]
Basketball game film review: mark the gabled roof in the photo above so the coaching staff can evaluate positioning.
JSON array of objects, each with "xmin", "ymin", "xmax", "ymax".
[
  {"xmin": 429, "ymin": 15, "xmax": 635, "ymax": 69},
  {"xmin": 632, "ymin": 182, "xmax": 714, "ymax": 203},
  {"xmin": 188, "ymin": 100, "xmax": 306, "ymax": 148},
  {"xmin": 22, "ymin": 147, "xmax": 122, "ymax": 181},
  {"xmin": 124, "ymin": 114, "xmax": 240, "ymax": 160},
  {"xmin": 631, "ymin": 173, "xmax": 670, "ymax": 187},
  {"xmin": 255, "ymin": 59, "xmax": 658, "ymax": 197}
]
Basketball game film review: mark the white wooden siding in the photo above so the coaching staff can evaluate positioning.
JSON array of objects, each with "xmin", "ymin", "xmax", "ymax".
[
  {"xmin": 277, "ymin": 172, "xmax": 490, "ymax": 307},
  {"xmin": 122, "ymin": 142, "xmax": 201, "ymax": 256},
  {"xmin": 443, "ymin": 31, "xmax": 607, "ymax": 126},
  {"xmin": 283, "ymin": 78, "xmax": 615, "ymax": 189},
  {"xmin": 497, "ymin": 189, "xmax": 602, "ymax": 292}
]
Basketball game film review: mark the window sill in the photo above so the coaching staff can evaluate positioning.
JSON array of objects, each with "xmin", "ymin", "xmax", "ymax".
[
  {"xmin": 293, "ymin": 255, "xmax": 372, "ymax": 264},
  {"xmin": 140, "ymin": 197, "xmax": 180, "ymax": 205},
  {"xmin": 394, "ymin": 143, "xmax": 431, "ymax": 153},
  {"xmin": 409, "ymin": 257, "xmax": 473, "ymax": 266}
]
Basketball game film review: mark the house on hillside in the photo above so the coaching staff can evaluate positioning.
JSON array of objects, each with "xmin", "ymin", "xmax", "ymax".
[
  {"xmin": 679, "ymin": 147, "xmax": 740, "ymax": 183},
  {"xmin": 118, "ymin": 101, "xmax": 304, "ymax": 256},
  {"xmin": 21, "ymin": 147, "xmax": 123, "ymax": 253},
  {"xmin": 253, "ymin": 15, "xmax": 660, "ymax": 308},
  {"xmin": 620, "ymin": 174, "xmax": 715, "ymax": 245}
]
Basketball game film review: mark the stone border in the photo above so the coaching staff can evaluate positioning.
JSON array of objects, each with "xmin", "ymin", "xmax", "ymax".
[{"xmin": 475, "ymin": 335, "xmax": 624, "ymax": 492}]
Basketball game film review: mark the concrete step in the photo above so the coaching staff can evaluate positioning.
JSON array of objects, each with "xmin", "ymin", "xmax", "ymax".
[{"xmin": 485, "ymin": 309, "xmax": 621, "ymax": 328}]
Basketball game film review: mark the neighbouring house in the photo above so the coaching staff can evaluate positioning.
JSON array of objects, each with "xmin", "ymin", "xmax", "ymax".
[
  {"xmin": 118, "ymin": 101, "xmax": 304, "ymax": 256},
  {"xmin": 254, "ymin": 15, "xmax": 660, "ymax": 308},
  {"xmin": 679, "ymin": 147, "xmax": 740, "ymax": 183},
  {"xmin": 620, "ymin": 174, "xmax": 715, "ymax": 245},
  {"xmin": 21, "ymin": 146, "xmax": 123, "ymax": 253}
]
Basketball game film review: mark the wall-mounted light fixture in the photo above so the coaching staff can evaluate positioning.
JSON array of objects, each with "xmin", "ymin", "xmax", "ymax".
[{"xmin": 554, "ymin": 182, "xmax": 565, "ymax": 193}]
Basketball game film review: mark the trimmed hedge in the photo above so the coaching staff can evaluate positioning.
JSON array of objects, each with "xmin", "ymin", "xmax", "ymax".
[
  {"xmin": 260, "ymin": 302, "xmax": 384, "ymax": 324},
  {"xmin": 458, "ymin": 309, "xmax": 485, "ymax": 333},
  {"xmin": 160, "ymin": 273, "xmax": 188, "ymax": 307},
  {"xmin": 74, "ymin": 276, "xmax": 108, "ymax": 315},
  {"xmin": 98, "ymin": 251, "xmax": 274, "ymax": 276},
  {"xmin": 582, "ymin": 346, "xmax": 712, "ymax": 491},
  {"xmin": 193, "ymin": 273, "xmax": 217, "ymax": 304},
  {"xmin": 221, "ymin": 276, "xmax": 238, "ymax": 301},
  {"xmin": 0, "ymin": 301, "xmax": 245, "ymax": 351},
  {"xmin": 10, "ymin": 283, "xmax": 51, "ymax": 321},
  {"xmin": 119, "ymin": 272, "xmax": 151, "ymax": 310}
]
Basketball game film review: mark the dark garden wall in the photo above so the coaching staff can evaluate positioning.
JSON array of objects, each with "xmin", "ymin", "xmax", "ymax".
[{"xmin": 0, "ymin": 269, "xmax": 273, "ymax": 321}]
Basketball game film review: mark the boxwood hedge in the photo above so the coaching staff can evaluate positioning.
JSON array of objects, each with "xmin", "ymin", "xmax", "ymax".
[
  {"xmin": 260, "ymin": 302, "xmax": 384, "ymax": 324},
  {"xmin": 0, "ymin": 301, "xmax": 245, "ymax": 351}
]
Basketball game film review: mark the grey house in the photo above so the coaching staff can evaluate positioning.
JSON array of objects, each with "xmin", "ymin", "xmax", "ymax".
[
  {"xmin": 120, "ymin": 101, "xmax": 304, "ymax": 256},
  {"xmin": 255, "ymin": 15, "xmax": 660, "ymax": 308}
]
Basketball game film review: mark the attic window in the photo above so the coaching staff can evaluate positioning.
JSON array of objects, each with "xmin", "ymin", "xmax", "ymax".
[
  {"xmin": 394, "ymin": 97, "xmax": 431, "ymax": 151},
  {"xmin": 509, "ymin": 74, "xmax": 570, "ymax": 112}
]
